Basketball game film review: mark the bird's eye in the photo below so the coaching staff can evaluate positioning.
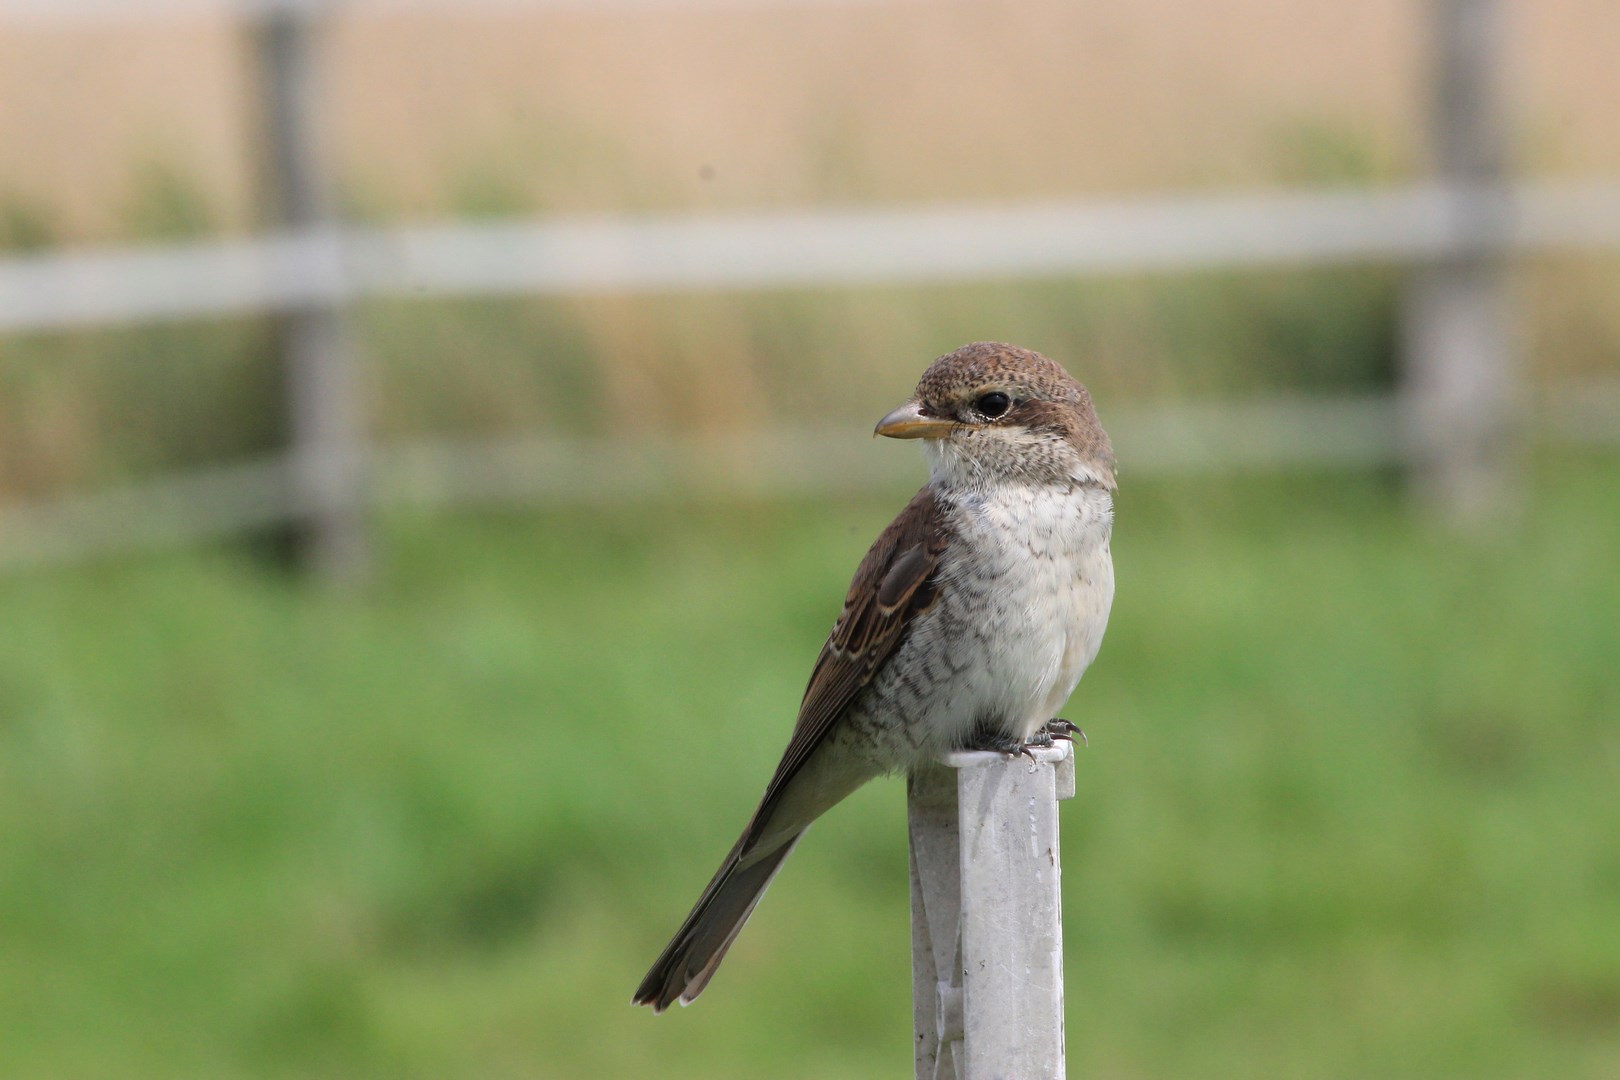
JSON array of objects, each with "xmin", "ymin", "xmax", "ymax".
[{"xmin": 975, "ymin": 391, "xmax": 1011, "ymax": 419}]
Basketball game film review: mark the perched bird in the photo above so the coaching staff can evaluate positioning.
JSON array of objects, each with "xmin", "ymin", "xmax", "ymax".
[{"xmin": 633, "ymin": 342, "xmax": 1116, "ymax": 1012}]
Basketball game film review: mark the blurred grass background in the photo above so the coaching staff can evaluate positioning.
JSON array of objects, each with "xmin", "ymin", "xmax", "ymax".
[
  {"xmin": 1, "ymin": 455, "xmax": 1617, "ymax": 1078},
  {"xmin": 3, "ymin": 1, "xmax": 1620, "ymax": 1076}
]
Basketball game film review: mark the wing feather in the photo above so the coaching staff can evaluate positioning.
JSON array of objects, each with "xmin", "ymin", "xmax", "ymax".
[{"xmin": 745, "ymin": 486, "xmax": 948, "ymax": 842}]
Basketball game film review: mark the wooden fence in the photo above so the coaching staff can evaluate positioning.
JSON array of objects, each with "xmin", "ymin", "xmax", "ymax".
[{"xmin": 2, "ymin": 0, "xmax": 1620, "ymax": 584}]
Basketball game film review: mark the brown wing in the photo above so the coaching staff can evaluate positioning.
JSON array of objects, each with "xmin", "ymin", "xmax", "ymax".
[{"xmin": 745, "ymin": 486, "xmax": 948, "ymax": 842}]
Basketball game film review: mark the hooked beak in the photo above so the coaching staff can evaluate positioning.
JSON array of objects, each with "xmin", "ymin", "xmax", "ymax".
[{"xmin": 874, "ymin": 401, "xmax": 955, "ymax": 440}]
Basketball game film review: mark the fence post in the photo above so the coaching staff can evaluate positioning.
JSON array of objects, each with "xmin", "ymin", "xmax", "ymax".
[
  {"xmin": 251, "ymin": 0, "xmax": 368, "ymax": 585},
  {"xmin": 909, "ymin": 742, "xmax": 1076, "ymax": 1080},
  {"xmin": 1402, "ymin": 0, "xmax": 1518, "ymax": 525}
]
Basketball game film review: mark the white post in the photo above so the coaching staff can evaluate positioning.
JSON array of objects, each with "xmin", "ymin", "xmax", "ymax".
[{"xmin": 909, "ymin": 742, "xmax": 1077, "ymax": 1080}]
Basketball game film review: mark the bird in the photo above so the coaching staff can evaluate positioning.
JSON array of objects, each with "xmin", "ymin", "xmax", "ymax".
[{"xmin": 633, "ymin": 342, "xmax": 1116, "ymax": 1012}]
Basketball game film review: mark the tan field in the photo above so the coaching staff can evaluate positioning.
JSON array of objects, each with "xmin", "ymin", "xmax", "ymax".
[{"xmin": 1, "ymin": 0, "xmax": 1617, "ymax": 241}]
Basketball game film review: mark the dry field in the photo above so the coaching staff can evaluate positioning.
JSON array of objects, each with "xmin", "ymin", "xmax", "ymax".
[{"xmin": 1, "ymin": 0, "xmax": 1617, "ymax": 240}]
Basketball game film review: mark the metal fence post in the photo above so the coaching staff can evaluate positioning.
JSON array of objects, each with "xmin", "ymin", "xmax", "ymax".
[
  {"xmin": 1402, "ymin": 0, "xmax": 1518, "ymax": 525},
  {"xmin": 251, "ymin": 0, "xmax": 369, "ymax": 585},
  {"xmin": 909, "ymin": 743, "xmax": 1077, "ymax": 1080}
]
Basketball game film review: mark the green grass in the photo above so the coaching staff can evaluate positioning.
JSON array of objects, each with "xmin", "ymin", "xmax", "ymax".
[{"xmin": 1, "ymin": 456, "xmax": 1618, "ymax": 1078}]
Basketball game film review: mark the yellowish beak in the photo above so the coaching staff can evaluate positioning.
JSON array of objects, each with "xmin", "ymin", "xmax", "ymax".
[{"xmin": 874, "ymin": 401, "xmax": 955, "ymax": 440}]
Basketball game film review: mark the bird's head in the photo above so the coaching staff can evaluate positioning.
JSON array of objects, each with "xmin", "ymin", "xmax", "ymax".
[{"xmin": 875, "ymin": 342, "xmax": 1116, "ymax": 490}]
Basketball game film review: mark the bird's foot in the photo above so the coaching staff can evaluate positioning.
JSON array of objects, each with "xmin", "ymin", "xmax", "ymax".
[
  {"xmin": 964, "ymin": 724, "xmax": 1051, "ymax": 762},
  {"xmin": 963, "ymin": 725, "xmax": 1038, "ymax": 760},
  {"xmin": 1044, "ymin": 718, "xmax": 1087, "ymax": 747}
]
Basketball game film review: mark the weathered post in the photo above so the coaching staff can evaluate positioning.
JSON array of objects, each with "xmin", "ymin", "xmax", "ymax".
[
  {"xmin": 909, "ymin": 742, "xmax": 1076, "ymax": 1080},
  {"xmin": 251, "ymin": 0, "xmax": 368, "ymax": 584},
  {"xmin": 1402, "ymin": 0, "xmax": 1518, "ymax": 525}
]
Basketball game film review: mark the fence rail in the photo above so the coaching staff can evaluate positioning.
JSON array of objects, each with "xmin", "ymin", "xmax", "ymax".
[
  {"xmin": 4, "ymin": 382, "xmax": 1618, "ymax": 571},
  {"xmin": 6, "ymin": 183, "xmax": 1620, "ymax": 333}
]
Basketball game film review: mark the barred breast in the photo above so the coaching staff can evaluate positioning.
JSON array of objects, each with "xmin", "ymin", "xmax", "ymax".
[{"xmin": 836, "ymin": 478, "xmax": 1115, "ymax": 769}]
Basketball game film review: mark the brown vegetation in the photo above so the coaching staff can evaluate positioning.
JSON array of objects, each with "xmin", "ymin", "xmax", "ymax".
[{"xmin": 1, "ymin": 1, "xmax": 1617, "ymax": 241}]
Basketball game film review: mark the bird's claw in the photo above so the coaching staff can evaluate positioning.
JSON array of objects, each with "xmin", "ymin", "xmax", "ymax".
[
  {"xmin": 1044, "ymin": 718, "xmax": 1088, "ymax": 747},
  {"xmin": 995, "ymin": 733, "xmax": 1050, "ymax": 762}
]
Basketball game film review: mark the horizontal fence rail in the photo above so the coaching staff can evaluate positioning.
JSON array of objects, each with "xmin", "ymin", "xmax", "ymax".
[
  {"xmin": 5, "ymin": 183, "xmax": 1620, "ymax": 333},
  {"xmin": 3, "ymin": 382, "xmax": 1617, "ymax": 571}
]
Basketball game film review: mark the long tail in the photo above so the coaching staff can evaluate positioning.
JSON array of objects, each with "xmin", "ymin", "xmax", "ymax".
[{"xmin": 632, "ymin": 827, "xmax": 805, "ymax": 1012}]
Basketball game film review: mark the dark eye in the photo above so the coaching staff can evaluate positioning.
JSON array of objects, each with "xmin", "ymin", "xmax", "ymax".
[{"xmin": 975, "ymin": 391, "xmax": 1011, "ymax": 419}]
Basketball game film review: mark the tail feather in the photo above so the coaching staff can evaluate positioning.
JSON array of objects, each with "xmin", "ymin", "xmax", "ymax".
[{"xmin": 632, "ymin": 830, "xmax": 804, "ymax": 1012}]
